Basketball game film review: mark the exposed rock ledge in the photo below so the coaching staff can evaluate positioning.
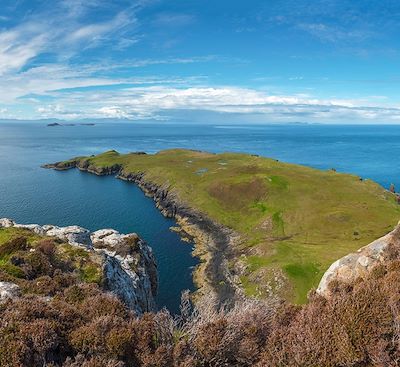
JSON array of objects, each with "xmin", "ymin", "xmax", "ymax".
[
  {"xmin": 0, "ymin": 218, "xmax": 157, "ymax": 315},
  {"xmin": 317, "ymin": 222, "xmax": 400, "ymax": 297},
  {"xmin": 0, "ymin": 281, "xmax": 21, "ymax": 303}
]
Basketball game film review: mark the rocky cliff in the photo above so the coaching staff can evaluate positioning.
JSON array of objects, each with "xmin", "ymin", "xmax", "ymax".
[
  {"xmin": 317, "ymin": 221, "xmax": 400, "ymax": 297},
  {"xmin": 0, "ymin": 218, "xmax": 157, "ymax": 315},
  {"xmin": 44, "ymin": 158, "xmax": 242, "ymax": 308}
]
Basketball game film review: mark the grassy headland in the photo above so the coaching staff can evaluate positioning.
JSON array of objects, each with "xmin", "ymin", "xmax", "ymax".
[{"xmin": 47, "ymin": 149, "xmax": 400, "ymax": 303}]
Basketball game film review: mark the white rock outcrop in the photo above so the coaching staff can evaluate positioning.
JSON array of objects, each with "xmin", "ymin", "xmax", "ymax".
[
  {"xmin": 0, "ymin": 218, "xmax": 157, "ymax": 315},
  {"xmin": 0, "ymin": 281, "xmax": 21, "ymax": 303},
  {"xmin": 317, "ymin": 222, "xmax": 400, "ymax": 297}
]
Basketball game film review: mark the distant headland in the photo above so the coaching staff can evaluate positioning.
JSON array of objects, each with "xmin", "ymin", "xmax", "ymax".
[{"xmin": 47, "ymin": 122, "xmax": 96, "ymax": 127}]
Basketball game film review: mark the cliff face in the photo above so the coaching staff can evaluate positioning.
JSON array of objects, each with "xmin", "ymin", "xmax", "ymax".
[
  {"xmin": 0, "ymin": 218, "xmax": 157, "ymax": 315},
  {"xmin": 44, "ymin": 159, "xmax": 241, "ymax": 307},
  {"xmin": 317, "ymin": 222, "xmax": 400, "ymax": 297}
]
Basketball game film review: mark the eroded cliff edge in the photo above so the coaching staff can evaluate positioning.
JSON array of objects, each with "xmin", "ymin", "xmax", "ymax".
[
  {"xmin": 0, "ymin": 218, "xmax": 157, "ymax": 315},
  {"xmin": 43, "ymin": 158, "xmax": 242, "ymax": 306}
]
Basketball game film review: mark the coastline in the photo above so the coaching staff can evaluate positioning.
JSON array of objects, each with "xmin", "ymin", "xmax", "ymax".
[{"xmin": 43, "ymin": 160, "xmax": 243, "ymax": 306}]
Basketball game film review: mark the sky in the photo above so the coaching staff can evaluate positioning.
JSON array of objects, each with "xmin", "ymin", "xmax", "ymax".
[{"xmin": 1, "ymin": 0, "xmax": 400, "ymax": 123}]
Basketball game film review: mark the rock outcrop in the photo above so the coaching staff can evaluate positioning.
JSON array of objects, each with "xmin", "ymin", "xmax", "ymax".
[
  {"xmin": 0, "ymin": 281, "xmax": 21, "ymax": 303},
  {"xmin": 0, "ymin": 218, "xmax": 157, "ymax": 315},
  {"xmin": 317, "ymin": 222, "xmax": 400, "ymax": 297}
]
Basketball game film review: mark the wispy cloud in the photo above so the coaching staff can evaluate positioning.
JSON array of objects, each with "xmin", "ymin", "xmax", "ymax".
[
  {"xmin": 297, "ymin": 23, "xmax": 374, "ymax": 43},
  {"xmin": 0, "ymin": 3, "xmax": 138, "ymax": 75},
  {"xmin": 152, "ymin": 12, "xmax": 195, "ymax": 27}
]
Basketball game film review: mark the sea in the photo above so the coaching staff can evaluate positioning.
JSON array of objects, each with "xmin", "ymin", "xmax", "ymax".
[{"xmin": 1, "ymin": 122, "xmax": 400, "ymax": 313}]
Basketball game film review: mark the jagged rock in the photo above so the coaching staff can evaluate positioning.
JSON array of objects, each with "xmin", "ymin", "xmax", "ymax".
[
  {"xmin": 0, "ymin": 218, "xmax": 15, "ymax": 227},
  {"xmin": 45, "ymin": 225, "xmax": 92, "ymax": 248},
  {"xmin": 13, "ymin": 223, "xmax": 47, "ymax": 235},
  {"xmin": 102, "ymin": 250, "xmax": 156, "ymax": 315},
  {"xmin": 317, "ymin": 222, "xmax": 400, "ymax": 297},
  {"xmin": 0, "ymin": 219, "xmax": 92, "ymax": 248},
  {"xmin": 0, "ymin": 282, "xmax": 21, "ymax": 302},
  {"xmin": 0, "ymin": 218, "xmax": 157, "ymax": 314},
  {"xmin": 91, "ymin": 229, "xmax": 138, "ymax": 249}
]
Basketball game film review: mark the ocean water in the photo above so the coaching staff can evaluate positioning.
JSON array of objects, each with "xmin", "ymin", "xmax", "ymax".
[{"xmin": 1, "ymin": 122, "xmax": 400, "ymax": 312}]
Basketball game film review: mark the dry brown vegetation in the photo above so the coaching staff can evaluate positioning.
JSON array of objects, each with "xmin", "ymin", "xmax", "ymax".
[
  {"xmin": 207, "ymin": 178, "xmax": 267, "ymax": 210},
  {"xmin": 3, "ymin": 235, "xmax": 400, "ymax": 366}
]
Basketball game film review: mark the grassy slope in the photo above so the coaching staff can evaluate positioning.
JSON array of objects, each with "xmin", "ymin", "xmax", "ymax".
[{"xmin": 64, "ymin": 149, "xmax": 400, "ymax": 303}]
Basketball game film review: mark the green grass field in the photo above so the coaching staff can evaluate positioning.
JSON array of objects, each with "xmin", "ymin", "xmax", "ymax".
[{"xmin": 59, "ymin": 149, "xmax": 400, "ymax": 302}]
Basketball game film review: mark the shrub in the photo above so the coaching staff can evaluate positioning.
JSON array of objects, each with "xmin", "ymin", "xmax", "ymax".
[
  {"xmin": 70, "ymin": 316, "xmax": 136, "ymax": 362},
  {"xmin": 0, "ymin": 236, "xmax": 29, "ymax": 258}
]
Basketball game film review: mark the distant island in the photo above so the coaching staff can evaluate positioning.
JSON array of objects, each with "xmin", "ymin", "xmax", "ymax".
[
  {"xmin": 44, "ymin": 149, "xmax": 400, "ymax": 304},
  {"xmin": 47, "ymin": 122, "xmax": 95, "ymax": 127}
]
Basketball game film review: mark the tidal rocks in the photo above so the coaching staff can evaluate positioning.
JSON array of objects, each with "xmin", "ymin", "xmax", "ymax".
[
  {"xmin": 317, "ymin": 222, "xmax": 400, "ymax": 297},
  {"xmin": 0, "ymin": 218, "xmax": 157, "ymax": 314},
  {"xmin": 0, "ymin": 281, "xmax": 21, "ymax": 303}
]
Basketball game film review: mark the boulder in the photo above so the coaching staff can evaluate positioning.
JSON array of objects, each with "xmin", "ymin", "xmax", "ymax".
[
  {"xmin": 45, "ymin": 225, "xmax": 92, "ymax": 249},
  {"xmin": 0, "ymin": 218, "xmax": 15, "ymax": 228},
  {"xmin": 0, "ymin": 282, "xmax": 21, "ymax": 302},
  {"xmin": 317, "ymin": 222, "xmax": 400, "ymax": 297}
]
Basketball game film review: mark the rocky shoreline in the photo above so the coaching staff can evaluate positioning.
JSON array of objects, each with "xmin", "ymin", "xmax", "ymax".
[
  {"xmin": 0, "ymin": 218, "xmax": 157, "ymax": 315},
  {"xmin": 43, "ymin": 158, "xmax": 243, "ymax": 306}
]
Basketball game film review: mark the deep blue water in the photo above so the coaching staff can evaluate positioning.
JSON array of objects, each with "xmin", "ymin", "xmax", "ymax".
[{"xmin": 1, "ymin": 122, "xmax": 400, "ymax": 312}]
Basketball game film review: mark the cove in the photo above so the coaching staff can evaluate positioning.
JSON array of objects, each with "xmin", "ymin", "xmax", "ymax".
[
  {"xmin": 50, "ymin": 169, "xmax": 199, "ymax": 313},
  {"xmin": 1, "ymin": 162, "xmax": 198, "ymax": 314}
]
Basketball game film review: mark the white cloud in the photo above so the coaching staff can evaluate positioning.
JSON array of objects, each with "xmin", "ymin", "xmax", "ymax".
[
  {"xmin": 67, "ymin": 11, "xmax": 134, "ymax": 43},
  {"xmin": 98, "ymin": 106, "xmax": 130, "ymax": 119},
  {"xmin": 23, "ymin": 85, "xmax": 400, "ymax": 123}
]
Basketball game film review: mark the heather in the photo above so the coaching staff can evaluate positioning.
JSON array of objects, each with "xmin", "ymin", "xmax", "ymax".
[{"xmin": 2, "ymin": 232, "xmax": 400, "ymax": 366}]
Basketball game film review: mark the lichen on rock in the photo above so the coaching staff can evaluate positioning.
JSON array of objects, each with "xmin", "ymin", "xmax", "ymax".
[{"xmin": 0, "ymin": 281, "xmax": 21, "ymax": 303}]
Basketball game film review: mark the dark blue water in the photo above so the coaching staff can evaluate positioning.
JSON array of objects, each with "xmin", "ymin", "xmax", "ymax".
[{"xmin": 1, "ymin": 122, "xmax": 400, "ymax": 312}]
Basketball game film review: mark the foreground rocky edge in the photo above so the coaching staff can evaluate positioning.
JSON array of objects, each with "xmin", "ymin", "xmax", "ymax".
[
  {"xmin": 44, "ymin": 158, "xmax": 243, "ymax": 307},
  {"xmin": 317, "ymin": 220, "xmax": 400, "ymax": 296},
  {"xmin": 0, "ymin": 218, "xmax": 157, "ymax": 315}
]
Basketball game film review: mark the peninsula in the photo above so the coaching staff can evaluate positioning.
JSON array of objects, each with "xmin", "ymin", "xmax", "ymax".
[{"xmin": 44, "ymin": 149, "xmax": 400, "ymax": 303}]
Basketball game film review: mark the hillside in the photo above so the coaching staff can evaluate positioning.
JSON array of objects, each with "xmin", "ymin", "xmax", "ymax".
[
  {"xmin": 46, "ymin": 149, "xmax": 400, "ymax": 303},
  {"xmin": 3, "ymin": 222, "xmax": 400, "ymax": 366},
  {"xmin": 0, "ymin": 219, "xmax": 157, "ymax": 315}
]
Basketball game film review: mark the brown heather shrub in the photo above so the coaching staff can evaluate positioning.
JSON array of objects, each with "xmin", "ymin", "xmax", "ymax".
[
  {"xmin": 70, "ymin": 315, "xmax": 136, "ymax": 361},
  {"xmin": 78, "ymin": 294, "xmax": 130, "ymax": 321},
  {"xmin": 0, "ymin": 236, "xmax": 29, "ymax": 257},
  {"xmin": 5, "ymin": 235, "xmax": 400, "ymax": 366},
  {"xmin": 63, "ymin": 355, "xmax": 125, "ymax": 367},
  {"xmin": 36, "ymin": 238, "xmax": 57, "ymax": 256},
  {"xmin": 174, "ymin": 295, "xmax": 277, "ymax": 366}
]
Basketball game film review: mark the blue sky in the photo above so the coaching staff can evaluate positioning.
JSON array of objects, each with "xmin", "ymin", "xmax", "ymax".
[{"xmin": 1, "ymin": 0, "xmax": 400, "ymax": 123}]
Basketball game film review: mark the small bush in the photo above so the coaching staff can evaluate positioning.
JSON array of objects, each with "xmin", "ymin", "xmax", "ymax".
[{"xmin": 0, "ymin": 236, "xmax": 29, "ymax": 258}]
